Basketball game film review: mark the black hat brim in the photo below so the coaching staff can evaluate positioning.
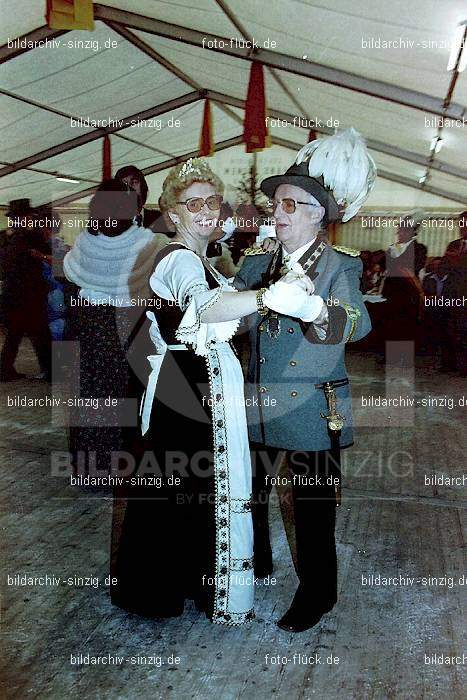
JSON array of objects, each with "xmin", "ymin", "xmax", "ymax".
[{"xmin": 260, "ymin": 173, "xmax": 339, "ymax": 222}]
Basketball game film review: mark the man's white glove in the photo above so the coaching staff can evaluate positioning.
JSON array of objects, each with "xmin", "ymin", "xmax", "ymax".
[{"xmin": 263, "ymin": 280, "xmax": 325, "ymax": 322}]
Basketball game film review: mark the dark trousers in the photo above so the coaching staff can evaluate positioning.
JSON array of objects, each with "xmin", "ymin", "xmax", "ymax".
[
  {"xmin": 0, "ymin": 309, "xmax": 51, "ymax": 378},
  {"xmin": 251, "ymin": 442, "xmax": 339, "ymax": 612}
]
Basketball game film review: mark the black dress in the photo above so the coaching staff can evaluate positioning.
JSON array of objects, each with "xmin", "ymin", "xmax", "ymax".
[
  {"xmin": 63, "ymin": 281, "xmax": 150, "ymax": 477},
  {"xmin": 112, "ymin": 244, "xmax": 254, "ymax": 624}
]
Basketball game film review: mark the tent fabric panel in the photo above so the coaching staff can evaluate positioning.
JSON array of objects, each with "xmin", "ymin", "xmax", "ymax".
[
  {"xmin": 99, "ymin": 0, "xmax": 238, "ymax": 37},
  {"xmin": 427, "ymin": 170, "xmax": 467, "ymax": 200},
  {"xmin": 0, "ymin": 94, "xmax": 94, "ymax": 164},
  {"xmin": 133, "ymin": 31, "xmax": 304, "ymax": 117},
  {"xmin": 1, "ymin": 23, "xmax": 191, "ymax": 123},
  {"xmin": 269, "ymin": 69, "xmax": 440, "ymax": 156},
  {"xmin": 0, "ymin": 168, "xmax": 78, "ymax": 207},
  {"xmin": 117, "ymin": 101, "xmax": 242, "ymax": 158},
  {"xmin": 218, "ymin": 0, "xmax": 461, "ymax": 97},
  {"xmin": 37, "ymin": 135, "xmax": 171, "ymax": 179},
  {"xmin": 0, "ymin": 0, "xmax": 45, "ymax": 44}
]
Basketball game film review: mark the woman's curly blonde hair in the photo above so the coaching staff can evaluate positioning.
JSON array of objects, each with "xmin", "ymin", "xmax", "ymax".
[{"xmin": 159, "ymin": 158, "xmax": 224, "ymax": 212}]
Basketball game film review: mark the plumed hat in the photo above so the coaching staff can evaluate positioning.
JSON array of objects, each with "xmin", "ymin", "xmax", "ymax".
[{"xmin": 261, "ymin": 128, "xmax": 377, "ymax": 222}]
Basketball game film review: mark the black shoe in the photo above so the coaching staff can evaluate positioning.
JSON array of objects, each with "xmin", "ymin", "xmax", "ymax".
[
  {"xmin": 0, "ymin": 371, "xmax": 26, "ymax": 382},
  {"xmin": 277, "ymin": 602, "xmax": 335, "ymax": 633}
]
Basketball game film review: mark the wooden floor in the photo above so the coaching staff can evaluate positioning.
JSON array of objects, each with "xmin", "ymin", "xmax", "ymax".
[{"xmin": 0, "ymin": 341, "xmax": 465, "ymax": 700}]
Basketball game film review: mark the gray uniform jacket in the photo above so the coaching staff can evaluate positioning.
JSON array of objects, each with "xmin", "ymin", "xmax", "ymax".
[{"xmin": 234, "ymin": 238, "xmax": 371, "ymax": 452}]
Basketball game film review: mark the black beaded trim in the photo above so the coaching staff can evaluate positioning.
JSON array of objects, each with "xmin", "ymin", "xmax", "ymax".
[
  {"xmin": 205, "ymin": 348, "xmax": 255, "ymax": 626},
  {"xmin": 231, "ymin": 498, "xmax": 252, "ymax": 514},
  {"xmin": 205, "ymin": 348, "xmax": 231, "ymax": 622},
  {"xmin": 181, "ymin": 282, "xmax": 210, "ymax": 311},
  {"xmin": 177, "ymin": 286, "xmax": 223, "ymax": 340},
  {"xmin": 300, "ymin": 240, "xmax": 327, "ymax": 274},
  {"xmin": 231, "ymin": 557, "xmax": 254, "ymax": 571},
  {"xmin": 213, "ymin": 609, "xmax": 255, "ymax": 626}
]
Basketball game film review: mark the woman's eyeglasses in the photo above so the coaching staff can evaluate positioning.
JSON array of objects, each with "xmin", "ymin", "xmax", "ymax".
[
  {"xmin": 267, "ymin": 198, "xmax": 317, "ymax": 215},
  {"xmin": 176, "ymin": 195, "xmax": 223, "ymax": 213}
]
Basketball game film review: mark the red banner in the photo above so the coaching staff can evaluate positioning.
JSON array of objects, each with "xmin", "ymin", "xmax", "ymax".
[
  {"xmin": 243, "ymin": 62, "xmax": 271, "ymax": 153},
  {"xmin": 199, "ymin": 99, "xmax": 214, "ymax": 157},
  {"xmin": 102, "ymin": 135, "xmax": 111, "ymax": 180}
]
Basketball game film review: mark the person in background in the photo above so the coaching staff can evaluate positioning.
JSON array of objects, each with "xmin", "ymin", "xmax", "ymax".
[
  {"xmin": 382, "ymin": 217, "xmax": 426, "ymax": 366},
  {"xmin": 230, "ymin": 202, "xmax": 261, "ymax": 265},
  {"xmin": 444, "ymin": 210, "xmax": 467, "ymax": 258},
  {"xmin": 442, "ymin": 227, "xmax": 467, "ymax": 376},
  {"xmin": 422, "ymin": 256, "xmax": 450, "ymax": 370},
  {"xmin": 150, "ymin": 197, "xmax": 176, "ymax": 237},
  {"xmin": 0, "ymin": 199, "xmax": 31, "ymax": 281},
  {"xmin": 0, "ymin": 199, "xmax": 31, "ymax": 329},
  {"xmin": 0, "ymin": 199, "xmax": 51, "ymax": 382},
  {"xmin": 366, "ymin": 252, "xmax": 386, "ymax": 295},
  {"xmin": 423, "ymin": 257, "xmax": 446, "ymax": 297},
  {"xmin": 386, "ymin": 215, "xmax": 427, "ymax": 277},
  {"xmin": 62, "ymin": 179, "xmax": 162, "ymax": 477},
  {"xmin": 115, "ymin": 165, "xmax": 158, "ymax": 230},
  {"xmin": 359, "ymin": 250, "xmax": 373, "ymax": 292},
  {"xmin": 29, "ymin": 206, "xmax": 69, "ymax": 343}
]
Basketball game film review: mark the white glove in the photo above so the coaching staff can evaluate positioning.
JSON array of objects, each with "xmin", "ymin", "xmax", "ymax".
[{"xmin": 263, "ymin": 280, "xmax": 325, "ymax": 322}]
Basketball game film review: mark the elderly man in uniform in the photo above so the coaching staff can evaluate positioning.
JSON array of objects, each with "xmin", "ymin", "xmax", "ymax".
[{"xmin": 234, "ymin": 129, "xmax": 375, "ymax": 632}]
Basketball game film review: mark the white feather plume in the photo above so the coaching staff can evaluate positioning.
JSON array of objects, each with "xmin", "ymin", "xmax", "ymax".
[{"xmin": 295, "ymin": 128, "xmax": 376, "ymax": 221}]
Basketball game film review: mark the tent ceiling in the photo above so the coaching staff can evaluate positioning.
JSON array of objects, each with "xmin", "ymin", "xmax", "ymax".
[
  {"xmin": 1, "ymin": 0, "xmax": 466, "ymax": 209},
  {"xmin": 96, "ymin": 0, "xmax": 238, "ymax": 38},
  {"xmin": 212, "ymin": 0, "xmax": 464, "ymax": 98}
]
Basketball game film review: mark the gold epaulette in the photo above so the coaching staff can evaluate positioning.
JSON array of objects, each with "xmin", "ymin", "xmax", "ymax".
[
  {"xmin": 244, "ymin": 246, "xmax": 268, "ymax": 256},
  {"xmin": 332, "ymin": 244, "xmax": 360, "ymax": 257}
]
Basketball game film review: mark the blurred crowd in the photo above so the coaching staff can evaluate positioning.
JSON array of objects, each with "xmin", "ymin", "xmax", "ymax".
[{"xmin": 358, "ymin": 214, "xmax": 466, "ymax": 375}]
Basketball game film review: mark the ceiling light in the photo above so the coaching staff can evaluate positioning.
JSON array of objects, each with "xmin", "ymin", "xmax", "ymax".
[
  {"xmin": 56, "ymin": 176, "xmax": 80, "ymax": 183},
  {"xmin": 447, "ymin": 20, "xmax": 467, "ymax": 71}
]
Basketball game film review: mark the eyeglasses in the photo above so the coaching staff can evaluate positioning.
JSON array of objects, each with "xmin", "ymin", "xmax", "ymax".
[
  {"xmin": 267, "ymin": 198, "xmax": 318, "ymax": 215},
  {"xmin": 176, "ymin": 195, "xmax": 223, "ymax": 213}
]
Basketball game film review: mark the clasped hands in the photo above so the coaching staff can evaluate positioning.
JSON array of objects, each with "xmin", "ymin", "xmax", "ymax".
[{"xmin": 263, "ymin": 263, "xmax": 326, "ymax": 323}]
